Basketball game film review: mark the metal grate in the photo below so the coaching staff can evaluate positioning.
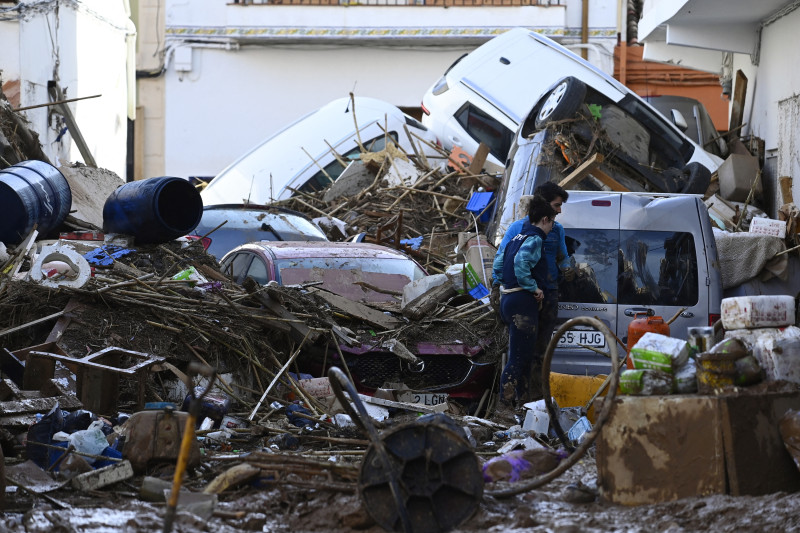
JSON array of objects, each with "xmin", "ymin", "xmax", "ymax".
[{"xmin": 345, "ymin": 352, "xmax": 474, "ymax": 390}]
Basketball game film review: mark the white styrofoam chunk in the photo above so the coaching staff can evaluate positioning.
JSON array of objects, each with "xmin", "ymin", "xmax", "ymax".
[{"xmin": 721, "ymin": 295, "xmax": 796, "ymax": 329}]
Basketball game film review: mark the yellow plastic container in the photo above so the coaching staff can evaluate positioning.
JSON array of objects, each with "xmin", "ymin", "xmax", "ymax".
[{"xmin": 549, "ymin": 372, "xmax": 608, "ymax": 423}]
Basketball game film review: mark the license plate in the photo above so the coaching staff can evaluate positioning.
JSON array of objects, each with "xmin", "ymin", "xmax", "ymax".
[
  {"xmin": 553, "ymin": 329, "xmax": 606, "ymax": 349},
  {"xmin": 396, "ymin": 391, "xmax": 449, "ymax": 407}
]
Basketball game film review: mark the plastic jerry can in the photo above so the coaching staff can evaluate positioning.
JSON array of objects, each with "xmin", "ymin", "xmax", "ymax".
[{"xmin": 626, "ymin": 313, "xmax": 670, "ymax": 369}]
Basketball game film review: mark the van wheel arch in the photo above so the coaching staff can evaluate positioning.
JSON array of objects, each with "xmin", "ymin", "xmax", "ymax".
[{"xmin": 535, "ymin": 77, "xmax": 588, "ymax": 129}]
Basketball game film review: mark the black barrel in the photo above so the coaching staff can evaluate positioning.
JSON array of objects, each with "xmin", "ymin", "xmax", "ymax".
[
  {"xmin": 103, "ymin": 177, "xmax": 203, "ymax": 244},
  {"xmin": 0, "ymin": 160, "xmax": 72, "ymax": 244}
]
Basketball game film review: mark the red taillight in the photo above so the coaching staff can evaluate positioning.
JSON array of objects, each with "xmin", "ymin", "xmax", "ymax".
[
  {"xmin": 709, "ymin": 313, "xmax": 720, "ymax": 326},
  {"xmin": 185, "ymin": 235, "xmax": 212, "ymax": 250},
  {"xmin": 421, "ymin": 102, "xmax": 430, "ymax": 116},
  {"xmin": 591, "ymin": 200, "xmax": 612, "ymax": 206}
]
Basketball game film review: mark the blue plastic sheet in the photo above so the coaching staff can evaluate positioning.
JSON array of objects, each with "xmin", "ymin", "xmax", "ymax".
[{"xmin": 83, "ymin": 245, "xmax": 135, "ymax": 266}]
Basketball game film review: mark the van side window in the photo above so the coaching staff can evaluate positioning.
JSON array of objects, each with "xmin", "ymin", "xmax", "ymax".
[
  {"xmin": 453, "ymin": 103, "xmax": 513, "ymax": 162},
  {"xmin": 299, "ymin": 132, "xmax": 399, "ymax": 194},
  {"xmin": 559, "ymin": 229, "xmax": 619, "ymax": 304},
  {"xmin": 618, "ymin": 231, "xmax": 698, "ymax": 306}
]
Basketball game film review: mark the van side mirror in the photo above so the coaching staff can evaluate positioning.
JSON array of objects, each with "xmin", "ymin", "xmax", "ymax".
[{"xmin": 670, "ymin": 109, "xmax": 688, "ymax": 131}]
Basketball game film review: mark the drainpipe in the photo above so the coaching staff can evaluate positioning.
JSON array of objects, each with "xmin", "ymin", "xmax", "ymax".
[
  {"xmin": 581, "ymin": 0, "xmax": 589, "ymax": 61},
  {"xmin": 618, "ymin": 0, "xmax": 627, "ymax": 86}
]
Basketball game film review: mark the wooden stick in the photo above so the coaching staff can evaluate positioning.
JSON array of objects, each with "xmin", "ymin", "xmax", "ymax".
[
  {"xmin": 13, "ymin": 93, "xmax": 101, "ymax": 112},
  {"xmin": 392, "ymin": 185, "xmax": 467, "ymax": 202},
  {"xmin": 248, "ymin": 331, "xmax": 311, "ymax": 421},
  {"xmin": 666, "ymin": 307, "xmax": 688, "ymax": 326},
  {"xmin": 0, "ymin": 310, "xmax": 65, "ymax": 338}
]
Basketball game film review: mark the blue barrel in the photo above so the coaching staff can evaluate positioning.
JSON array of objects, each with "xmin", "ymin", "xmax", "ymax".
[
  {"xmin": 103, "ymin": 177, "xmax": 203, "ymax": 244},
  {"xmin": 0, "ymin": 160, "xmax": 72, "ymax": 245}
]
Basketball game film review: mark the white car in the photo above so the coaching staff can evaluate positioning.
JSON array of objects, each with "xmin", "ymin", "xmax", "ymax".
[
  {"xmin": 201, "ymin": 96, "xmax": 442, "ymax": 205},
  {"xmin": 421, "ymin": 27, "xmax": 721, "ymax": 175}
]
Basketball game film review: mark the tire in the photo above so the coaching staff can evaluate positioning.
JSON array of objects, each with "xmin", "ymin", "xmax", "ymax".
[
  {"xmin": 535, "ymin": 77, "xmax": 588, "ymax": 129},
  {"xmin": 679, "ymin": 162, "xmax": 712, "ymax": 195}
]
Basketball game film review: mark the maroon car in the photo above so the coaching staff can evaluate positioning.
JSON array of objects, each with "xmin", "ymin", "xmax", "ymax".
[{"xmin": 220, "ymin": 241, "xmax": 495, "ymax": 401}]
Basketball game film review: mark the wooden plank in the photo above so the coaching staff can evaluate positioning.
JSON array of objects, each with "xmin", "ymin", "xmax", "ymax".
[
  {"xmin": 48, "ymin": 82, "xmax": 97, "ymax": 168},
  {"xmin": 467, "ymin": 142, "xmax": 491, "ymax": 175},
  {"xmin": 558, "ymin": 153, "xmax": 604, "ymax": 189},
  {"xmin": 591, "ymin": 167, "xmax": 630, "ymax": 192},
  {"xmin": 312, "ymin": 289, "xmax": 401, "ymax": 331},
  {"xmin": 729, "ymin": 70, "xmax": 748, "ymax": 133}
]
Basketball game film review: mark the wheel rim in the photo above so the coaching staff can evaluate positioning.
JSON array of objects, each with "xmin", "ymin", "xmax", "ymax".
[{"xmin": 538, "ymin": 81, "xmax": 569, "ymax": 122}]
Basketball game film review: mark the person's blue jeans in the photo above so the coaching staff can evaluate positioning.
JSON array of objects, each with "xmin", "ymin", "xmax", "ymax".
[{"xmin": 499, "ymin": 290, "xmax": 539, "ymax": 405}]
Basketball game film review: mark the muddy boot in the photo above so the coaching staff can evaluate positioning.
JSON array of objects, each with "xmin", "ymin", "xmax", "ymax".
[{"xmin": 493, "ymin": 395, "xmax": 519, "ymax": 427}]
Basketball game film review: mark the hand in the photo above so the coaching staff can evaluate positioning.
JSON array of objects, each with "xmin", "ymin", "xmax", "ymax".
[
  {"xmin": 562, "ymin": 267, "xmax": 576, "ymax": 282},
  {"xmin": 533, "ymin": 289, "xmax": 544, "ymax": 301},
  {"xmin": 490, "ymin": 285, "xmax": 501, "ymax": 311}
]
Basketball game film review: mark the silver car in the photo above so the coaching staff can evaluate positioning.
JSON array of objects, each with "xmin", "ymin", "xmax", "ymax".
[{"xmin": 498, "ymin": 190, "xmax": 722, "ymax": 376}]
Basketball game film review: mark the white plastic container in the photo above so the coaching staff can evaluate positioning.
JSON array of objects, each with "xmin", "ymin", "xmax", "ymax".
[
  {"xmin": 721, "ymin": 295, "xmax": 795, "ymax": 330},
  {"xmin": 522, "ymin": 399, "xmax": 550, "ymax": 435}
]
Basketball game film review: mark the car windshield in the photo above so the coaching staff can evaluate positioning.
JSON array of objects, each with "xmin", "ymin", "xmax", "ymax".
[
  {"xmin": 559, "ymin": 229, "xmax": 699, "ymax": 306},
  {"xmin": 298, "ymin": 132, "xmax": 399, "ymax": 195}
]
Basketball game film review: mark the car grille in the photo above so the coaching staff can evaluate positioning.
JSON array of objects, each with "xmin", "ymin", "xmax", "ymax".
[{"xmin": 344, "ymin": 353, "xmax": 473, "ymax": 391}]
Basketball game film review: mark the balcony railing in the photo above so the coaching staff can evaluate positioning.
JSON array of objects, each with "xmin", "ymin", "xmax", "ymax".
[{"xmin": 232, "ymin": 0, "xmax": 562, "ymax": 6}]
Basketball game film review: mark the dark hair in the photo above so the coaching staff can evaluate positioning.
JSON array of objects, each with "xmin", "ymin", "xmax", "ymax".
[
  {"xmin": 534, "ymin": 181, "xmax": 569, "ymax": 203},
  {"xmin": 528, "ymin": 195, "xmax": 557, "ymax": 224}
]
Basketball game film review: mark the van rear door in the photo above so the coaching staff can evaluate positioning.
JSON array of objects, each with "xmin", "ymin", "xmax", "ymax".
[
  {"xmin": 616, "ymin": 194, "xmax": 712, "ymax": 347},
  {"xmin": 554, "ymin": 192, "xmax": 622, "ymax": 375}
]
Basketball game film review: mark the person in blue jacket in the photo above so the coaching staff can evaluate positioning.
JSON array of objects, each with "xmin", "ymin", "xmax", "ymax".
[
  {"xmin": 492, "ymin": 196, "xmax": 557, "ymax": 407},
  {"xmin": 492, "ymin": 182, "xmax": 572, "ymax": 401}
]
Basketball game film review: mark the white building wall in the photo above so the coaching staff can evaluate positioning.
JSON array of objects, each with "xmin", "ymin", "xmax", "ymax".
[
  {"xmin": 2, "ymin": 1, "xmax": 132, "ymax": 178},
  {"xmin": 161, "ymin": 0, "xmax": 621, "ymax": 179},
  {"xmin": 0, "ymin": 21, "xmax": 20, "ymax": 82},
  {"xmin": 744, "ymin": 8, "xmax": 800, "ymax": 206}
]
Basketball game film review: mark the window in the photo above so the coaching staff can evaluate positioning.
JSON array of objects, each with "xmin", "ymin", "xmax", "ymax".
[
  {"xmin": 221, "ymin": 252, "xmax": 253, "ymax": 281},
  {"xmin": 618, "ymin": 230, "xmax": 698, "ymax": 306},
  {"xmin": 454, "ymin": 103, "xmax": 514, "ymax": 162},
  {"xmin": 558, "ymin": 229, "xmax": 699, "ymax": 307},
  {"xmin": 299, "ymin": 132, "xmax": 399, "ymax": 194},
  {"xmin": 246, "ymin": 257, "xmax": 271, "ymax": 285},
  {"xmin": 558, "ymin": 229, "xmax": 619, "ymax": 304}
]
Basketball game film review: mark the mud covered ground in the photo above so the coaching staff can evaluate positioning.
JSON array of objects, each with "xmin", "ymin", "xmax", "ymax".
[{"xmin": 2, "ymin": 453, "xmax": 799, "ymax": 533}]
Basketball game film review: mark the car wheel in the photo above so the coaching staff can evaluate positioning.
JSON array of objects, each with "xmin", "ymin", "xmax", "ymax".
[
  {"xmin": 679, "ymin": 162, "xmax": 711, "ymax": 195},
  {"xmin": 535, "ymin": 77, "xmax": 587, "ymax": 129}
]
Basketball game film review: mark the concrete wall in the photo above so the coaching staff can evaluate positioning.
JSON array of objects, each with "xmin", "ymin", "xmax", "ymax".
[{"xmin": 745, "ymin": 7, "xmax": 800, "ymax": 209}]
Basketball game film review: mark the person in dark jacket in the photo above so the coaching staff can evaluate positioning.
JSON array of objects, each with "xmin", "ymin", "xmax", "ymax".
[
  {"xmin": 492, "ymin": 182, "xmax": 571, "ymax": 401},
  {"xmin": 492, "ymin": 196, "xmax": 557, "ymax": 407}
]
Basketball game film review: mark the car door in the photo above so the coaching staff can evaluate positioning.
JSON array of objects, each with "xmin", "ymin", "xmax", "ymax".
[
  {"xmin": 616, "ymin": 194, "xmax": 712, "ymax": 347},
  {"xmin": 552, "ymin": 192, "xmax": 623, "ymax": 375}
]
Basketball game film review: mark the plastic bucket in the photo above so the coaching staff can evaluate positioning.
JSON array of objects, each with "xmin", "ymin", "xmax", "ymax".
[
  {"xmin": 103, "ymin": 177, "xmax": 203, "ymax": 244},
  {"xmin": 0, "ymin": 160, "xmax": 72, "ymax": 244}
]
